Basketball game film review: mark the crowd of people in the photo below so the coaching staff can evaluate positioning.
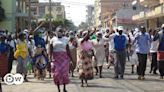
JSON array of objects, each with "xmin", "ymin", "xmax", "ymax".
[{"xmin": 0, "ymin": 22, "xmax": 164, "ymax": 92}]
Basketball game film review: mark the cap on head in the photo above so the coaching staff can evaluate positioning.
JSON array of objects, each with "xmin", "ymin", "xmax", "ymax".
[
  {"xmin": 69, "ymin": 31, "xmax": 74, "ymax": 35},
  {"xmin": 140, "ymin": 26, "xmax": 145, "ymax": 29},
  {"xmin": 161, "ymin": 24, "xmax": 164, "ymax": 28},
  {"xmin": 24, "ymin": 29, "xmax": 29, "ymax": 33},
  {"xmin": 96, "ymin": 32, "xmax": 102, "ymax": 36},
  {"xmin": 82, "ymin": 31, "xmax": 88, "ymax": 37},
  {"xmin": 56, "ymin": 27, "xmax": 63, "ymax": 33},
  {"xmin": 117, "ymin": 26, "xmax": 124, "ymax": 31},
  {"xmin": 29, "ymin": 35, "xmax": 33, "ymax": 38}
]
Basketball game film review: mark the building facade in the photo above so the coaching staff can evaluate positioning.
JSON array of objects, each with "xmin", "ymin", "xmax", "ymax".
[
  {"xmin": 133, "ymin": 0, "xmax": 164, "ymax": 29},
  {"xmin": 111, "ymin": 2, "xmax": 143, "ymax": 29},
  {"xmin": 29, "ymin": 0, "xmax": 39, "ymax": 19},
  {"xmin": 94, "ymin": 0, "xmax": 133, "ymax": 28},
  {"xmin": 0, "ymin": 0, "xmax": 38, "ymax": 33},
  {"xmin": 94, "ymin": 0, "xmax": 101, "ymax": 27},
  {"xmin": 86, "ymin": 5, "xmax": 94, "ymax": 27},
  {"xmin": 39, "ymin": 2, "xmax": 65, "ymax": 21}
]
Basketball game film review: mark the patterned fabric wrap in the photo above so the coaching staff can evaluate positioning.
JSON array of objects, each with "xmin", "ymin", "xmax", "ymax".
[
  {"xmin": 80, "ymin": 41, "xmax": 93, "ymax": 52},
  {"xmin": 33, "ymin": 54, "xmax": 48, "ymax": 70},
  {"xmin": 52, "ymin": 52, "xmax": 70, "ymax": 85},
  {"xmin": 78, "ymin": 50, "xmax": 94, "ymax": 80}
]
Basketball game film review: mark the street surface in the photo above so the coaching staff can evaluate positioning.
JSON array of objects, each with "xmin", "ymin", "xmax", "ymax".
[{"xmin": 1, "ymin": 62, "xmax": 164, "ymax": 92}]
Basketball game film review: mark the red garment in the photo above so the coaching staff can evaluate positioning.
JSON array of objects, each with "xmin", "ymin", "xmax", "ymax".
[
  {"xmin": 157, "ymin": 51, "xmax": 164, "ymax": 61},
  {"xmin": 0, "ymin": 54, "xmax": 8, "ymax": 77}
]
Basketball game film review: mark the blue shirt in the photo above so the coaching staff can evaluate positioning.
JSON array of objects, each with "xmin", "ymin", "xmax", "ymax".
[
  {"xmin": 134, "ymin": 32, "xmax": 151, "ymax": 54},
  {"xmin": 34, "ymin": 35, "xmax": 46, "ymax": 48},
  {"xmin": 0, "ymin": 42, "xmax": 8, "ymax": 54},
  {"xmin": 114, "ymin": 34, "xmax": 127, "ymax": 51},
  {"xmin": 154, "ymin": 31, "xmax": 164, "ymax": 51}
]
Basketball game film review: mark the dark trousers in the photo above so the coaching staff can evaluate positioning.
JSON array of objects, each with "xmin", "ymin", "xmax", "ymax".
[
  {"xmin": 137, "ymin": 53, "xmax": 147, "ymax": 76},
  {"xmin": 8, "ymin": 49, "xmax": 14, "ymax": 73},
  {"xmin": 158, "ymin": 61, "xmax": 164, "ymax": 76},
  {"xmin": 0, "ymin": 82, "xmax": 2, "ymax": 92},
  {"xmin": 150, "ymin": 53, "xmax": 157, "ymax": 73},
  {"xmin": 8, "ymin": 59, "xmax": 13, "ymax": 73},
  {"xmin": 114, "ymin": 50, "xmax": 126, "ymax": 77}
]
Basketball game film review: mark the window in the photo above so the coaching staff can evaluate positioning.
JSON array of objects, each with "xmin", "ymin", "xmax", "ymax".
[
  {"xmin": 57, "ymin": 14, "xmax": 63, "ymax": 19},
  {"xmin": 56, "ymin": 7, "xmax": 62, "ymax": 11}
]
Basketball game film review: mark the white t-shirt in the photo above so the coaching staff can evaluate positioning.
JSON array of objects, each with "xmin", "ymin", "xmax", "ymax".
[
  {"xmin": 50, "ymin": 37, "xmax": 68, "ymax": 52},
  {"xmin": 150, "ymin": 36, "xmax": 159, "ymax": 53},
  {"xmin": 8, "ymin": 40, "xmax": 16, "ymax": 51}
]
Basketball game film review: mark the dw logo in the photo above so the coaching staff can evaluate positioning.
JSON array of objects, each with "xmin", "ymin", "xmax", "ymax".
[{"xmin": 3, "ymin": 73, "xmax": 24, "ymax": 85}]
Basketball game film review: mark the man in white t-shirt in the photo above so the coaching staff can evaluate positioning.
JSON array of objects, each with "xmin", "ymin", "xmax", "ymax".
[{"xmin": 150, "ymin": 30, "xmax": 159, "ymax": 75}]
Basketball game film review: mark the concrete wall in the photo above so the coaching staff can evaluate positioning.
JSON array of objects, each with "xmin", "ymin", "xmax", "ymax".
[
  {"xmin": 0, "ymin": 0, "xmax": 16, "ymax": 33},
  {"xmin": 117, "ymin": 8, "xmax": 141, "ymax": 20},
  {"xmin": 112, "ymin": 7, "xmax": 141, "ymax": 29}
]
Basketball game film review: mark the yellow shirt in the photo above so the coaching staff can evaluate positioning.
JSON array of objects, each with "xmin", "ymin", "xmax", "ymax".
[{"xmin": 14, "ymin": 41, "xmax": 27, "ymax": 59}]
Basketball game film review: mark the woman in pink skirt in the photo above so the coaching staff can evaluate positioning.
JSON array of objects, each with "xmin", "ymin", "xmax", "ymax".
[{"xmin": 50, "ymin": 28, "xmax": 73, "ymax": 92}]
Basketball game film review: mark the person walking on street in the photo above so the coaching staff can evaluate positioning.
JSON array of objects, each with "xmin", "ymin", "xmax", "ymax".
[
  {"xmin": 92, "ymin": 32, "xmax": 105, "ymax": 78},
  {"xmin": 14, "ymin": 32, "xmax": 28, "ymax": 82},
  {"xmin": 104, "ymin": 30, "xmax": 115, "ymax": 69},
  {"xmin": 0, "ymin": 33, "xmax": 9, "ymax": 81},
  {"xmin": 153, "ymin": 24, "xmax": 164, "ymax": 79},
  {"xmin": 50, "ymin": 28, "xmax": 73, "ymax": 92},
  {"xmin": 149, "ymin": 29, "xmax": 158, "ymax": 75},
  {"xmin": 68, "ymin": 31, "xmax": 78, "ymax": 77},
  {"xmin": 133, "ymin": 26, "xmax": 151, "ymax": 80},
  {"xmin": 104, "ymin": 29, "xmax": 110, "ymax": 65},
  {"xmin": 113, "ymin": 26, "xmax": 128, "ymax": 79},
  {"xmin": 128, "ymin": 29, "xmax": 139, "ymax": 74},
  {"xmin": 77, "ymin": 31, "xmax": 94, "ymax": 87},
  {"xmin": 7, "ymin": 35, "xmax": 16, "ymax": 73}
]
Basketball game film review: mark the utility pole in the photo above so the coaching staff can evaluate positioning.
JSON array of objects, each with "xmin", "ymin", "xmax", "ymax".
[
  {"xmin": 28, "ymin": 0, "xmax": 31, "ymax": 30},
  {"xmin": 49, "ymin": 0, "xmax": 52, "ymax": 31}
]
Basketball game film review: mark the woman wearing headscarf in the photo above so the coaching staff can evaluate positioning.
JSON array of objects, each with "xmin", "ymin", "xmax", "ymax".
[
  {"xmin": 92, "ymin": 32, "xmax": 105, "ymax": 78},
  {"xmin": 14, "ymin": 32, "xmax": 28, "ymax": 82},
  {"xmin": 77, "ymin": 30, "xmax": 94, "ymax": 87},
  {"xmin": 33, "ymin": 29, "xmax": 48, "ymax": 80},
  {"xmin": 68, "ymin": 31, "xmax": 77, "ymax": 77},
  {"xmin": 50, "ymin": 28, "xmax": 73, "ymax": 92}
]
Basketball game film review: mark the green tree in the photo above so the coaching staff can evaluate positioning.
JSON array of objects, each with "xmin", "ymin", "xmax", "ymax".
[
  {"xmin": 52, "ymin": 19, "xmax": 76, "ymax": 31},
  {"xmin": 0, "ymin": 1, "xmax": 5, "ymax": 21},
  {"xmin": 64, "ymin": 19, "xmax": 77, "ymax": 31},
  {"xmin": 44, "ymin": 13, "xmax": 53, "ymax": 21},
  {"xmin": 41, "ymin": 18, "xmax": 76, "ymax": 31},
  {"xmin": 78, "ymin": 22, "xmax": 88, "ymax": 30}
]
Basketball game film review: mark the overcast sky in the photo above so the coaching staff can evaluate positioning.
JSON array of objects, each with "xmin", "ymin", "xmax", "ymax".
[{"xmin": 39, "ymin": 0, "xmax": 94, "ymax": 26}]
